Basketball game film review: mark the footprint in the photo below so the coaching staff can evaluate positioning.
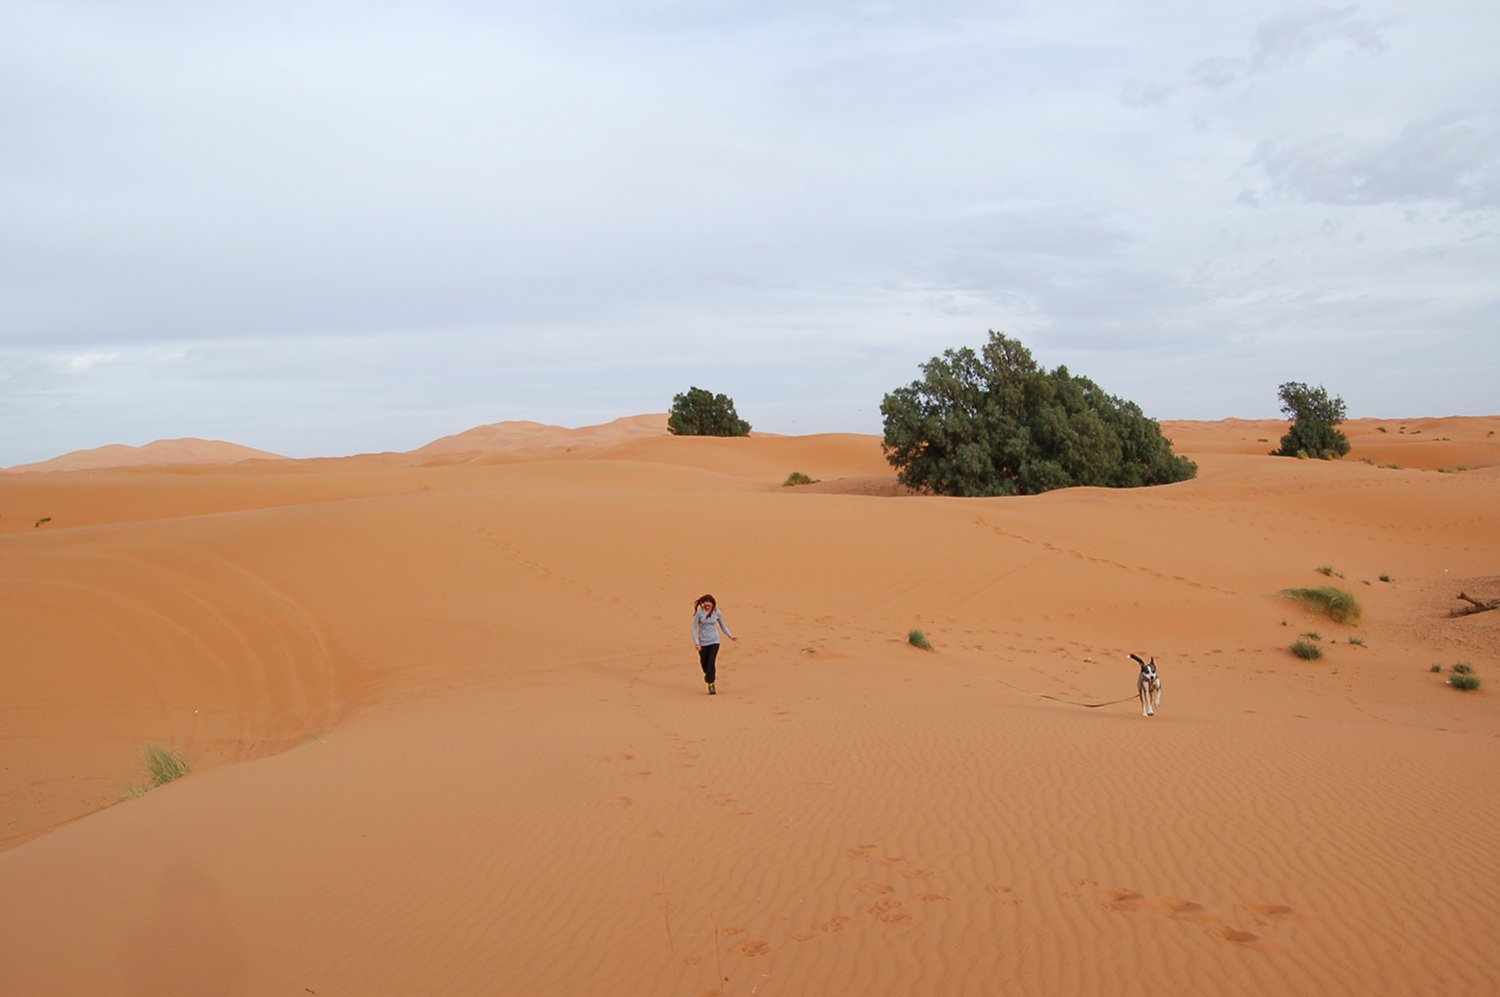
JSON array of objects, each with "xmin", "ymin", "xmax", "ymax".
[
  {"xmin": 1244, "ymin": 903, "xmax": 1295, "ymax": 917},
  {"xmin": 1106, "ymin": 890, "xmax": 1146, "ymax": 911},
  {"xmin": 738, "ymin": 939, "xmax": 771, "ymax": 957},
  {"xmin": 918, "ymin": 893, "xmax": 949, "ymax": 902},
  {"xmin": 858, "ymin": 883, "xmax": 894, "ymax": 896},
  {"xmin": 1168, "ymin": 900, "xmax": 1216, "ymax": 923},
  {"xmin": 1220, "ymin": 928, "xmax": 1260, "ymax": 944},
  {"xmin": 986, "ymin": 884, "xmax": 1013, "ymax": 895},
  {"xmin": 820, "ymin": 915, "xmax": 850, "ymax": 933}
]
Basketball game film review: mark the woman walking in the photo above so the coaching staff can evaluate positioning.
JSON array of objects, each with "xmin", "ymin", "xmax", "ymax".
[{"xmin": 692, "ymin": 594, "xmax": 737, "ymax": 695}]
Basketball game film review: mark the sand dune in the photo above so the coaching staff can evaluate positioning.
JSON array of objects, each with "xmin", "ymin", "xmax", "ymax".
[
  {"xmin": 1, "ymin": 416, "xmax": 1498, "ymax": 995},
  {"xmin": 3, "ymin": 437, "xmax": 288, "ymax": 474}
]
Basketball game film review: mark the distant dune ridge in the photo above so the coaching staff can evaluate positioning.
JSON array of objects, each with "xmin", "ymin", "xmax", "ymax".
[
  {"xmin": 3, "ymin": 437, "xmax": 288, "ymax": 474},
  {"xmin": 1, "ymin": 414, "xmax": 1498, "ymax": 995}
]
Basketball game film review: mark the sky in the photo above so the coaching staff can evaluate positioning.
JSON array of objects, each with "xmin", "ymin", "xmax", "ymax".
[{"xmin": 3, "ymin": 1, "xmax": 1497, "ymax": 465}]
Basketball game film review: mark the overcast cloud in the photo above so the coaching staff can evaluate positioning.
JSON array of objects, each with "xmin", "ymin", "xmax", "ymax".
[{"xmin": 2, "ymin": 1, "xmax": 1496, "ymax": 465}]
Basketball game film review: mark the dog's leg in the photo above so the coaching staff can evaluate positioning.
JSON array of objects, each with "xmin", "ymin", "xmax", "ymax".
[{"xmin": 1139, "ymin": 681, "xmax": 1150, "ymax": 716}]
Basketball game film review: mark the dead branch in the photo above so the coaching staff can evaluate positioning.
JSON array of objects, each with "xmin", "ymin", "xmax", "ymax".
[{"xmin": 1450, "ymin": 592, "xmax": 1500, "ymax": 617}]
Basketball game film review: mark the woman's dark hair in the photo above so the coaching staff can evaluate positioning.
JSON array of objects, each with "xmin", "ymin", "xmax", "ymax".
[{"xmin": 695, "ymin": 593, "xmax": 717, "ymax": 610}]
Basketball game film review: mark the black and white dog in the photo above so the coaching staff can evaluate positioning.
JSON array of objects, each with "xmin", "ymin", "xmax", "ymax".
[{"xmin": 1130, "ymin": 654, "xmax": 1162, "ymax": 717}]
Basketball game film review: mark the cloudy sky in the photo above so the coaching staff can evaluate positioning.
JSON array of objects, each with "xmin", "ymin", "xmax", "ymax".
[{"xmin": 3, "ymin": 1, "xmax": 1496, "ymax": 465}]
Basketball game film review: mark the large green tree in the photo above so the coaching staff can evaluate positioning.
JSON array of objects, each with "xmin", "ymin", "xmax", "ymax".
[
  {"xmin": 1274, "ymin": 382, "xmax": 1350, "ymax": 459},
  {"xmin": 667, "ymin": 386, "xmax": 752, "ymax": 437},
  {"xmin": 879, "ymin": 331, "xmax": 1196, "ymax": 496}
]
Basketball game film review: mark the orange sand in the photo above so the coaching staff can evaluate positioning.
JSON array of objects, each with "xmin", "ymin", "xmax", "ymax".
[{"xmin": 1, "ymin": 415, "xmax": 1497, "ymax": 996}]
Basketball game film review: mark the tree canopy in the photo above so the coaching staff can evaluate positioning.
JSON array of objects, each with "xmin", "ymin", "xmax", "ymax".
[
  {"xmin": 667, "ymin": 386, "xmax": 752, "ymax": 437},
  {"xmin": 1275, "ymin": 382, "xmax": 1350, "ymax": 459},
  {"xmin": 879, "ymin": 331, "xmax": 1196, "ymax": 496}
]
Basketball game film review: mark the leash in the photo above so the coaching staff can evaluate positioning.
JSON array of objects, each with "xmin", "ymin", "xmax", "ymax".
[
  {"xmin": 991, "ymin": 674, "xmax": 1137, "ymax": 710},
  {"xmin": 1037, "ymin": 693, "xmax": 1136, "ymax": 709}
]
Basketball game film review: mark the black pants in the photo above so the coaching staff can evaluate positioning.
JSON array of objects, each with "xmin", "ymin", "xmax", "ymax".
[{"xmin": 698, "ymin": 642, "xmax": 721, "ymax": 684}]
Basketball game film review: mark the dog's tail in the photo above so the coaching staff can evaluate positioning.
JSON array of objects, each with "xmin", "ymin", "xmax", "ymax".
[{"xmin": 1129, "ymin": 653, "xmax": 1146, "ymax": 668}]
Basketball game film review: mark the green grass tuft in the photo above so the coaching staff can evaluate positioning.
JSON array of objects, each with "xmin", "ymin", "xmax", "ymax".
[
  {"xmin": 1290, "ymin": 639, "xmax": 1323, "ymax": 660},
  {"xmin": 141, "ymin": 745, "xmax": 190, "ymax": 789},
  {"xmin": 1282, "ymin": 586, "xmax": 1362, "ymax": 625},
  {"xmin": 908, "ymin": 629, "xmax": 933, "ymax": 651},
  {"xmin": 783, "ymin": 471, "xmax": 818, "ymax": 487}
]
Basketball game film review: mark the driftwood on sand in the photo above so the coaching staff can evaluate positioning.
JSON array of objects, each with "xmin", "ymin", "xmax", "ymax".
[{"xmin": 1450, "ymin": 592, "xmax": 1500, "ymax": 617}]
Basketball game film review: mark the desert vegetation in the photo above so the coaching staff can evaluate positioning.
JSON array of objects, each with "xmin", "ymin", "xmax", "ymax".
[
  {"xmin": 1282, "ymin": 586, "xmax": 1363, "ymax": 625},
  {"xmin": 667, "ymin": 386, "xmax": 751, "ymax": 437},
  {"xmin": 1275, "ymin": 382, "xmax": 1350, "ymax": 459},
  {"xmin": 127, "ymin": 745, "xmax": 189, "ymax": 797},
  {"xmin": 879, "ymin": 331, "xmax": 1196, "ymax": 496}
]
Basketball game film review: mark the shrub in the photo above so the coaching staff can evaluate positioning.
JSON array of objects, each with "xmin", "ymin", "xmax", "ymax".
[
  {"xmin": 1275, "ymin": 382, "xmax": 1350, "ymax": 459},
  {"xmin": 1430, "ymin": 663, "xmax": 1443, "ymax": 672},
  {"xmin": 1291, "ymin": 639, "xmax": 1323, "ymax": 660},
  {"xmin": 783, "ymin": 471, "xmax": 817, "ymax": 487},
  {"xmin": 879, "ymin": 331, "xmax": 1196, "ymax": 496},
  {"xmin": 1450, "ymin": 670, "xmax": 1481, "ymax": 691},
  {"xmin": 908, "ymin": 629, "xmax": 933, "ymax": 650},
  {"xmin": 1282, "ymin": 587, "xmax": 1362, "ymax": 625},
  {"xmin": 667, "ymin": 386, "xmax": 751, "ymax": 437}
]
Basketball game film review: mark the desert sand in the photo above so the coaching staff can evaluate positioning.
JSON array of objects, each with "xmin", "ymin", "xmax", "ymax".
[{"xmin": 1, "ymin": 414, "xmax": 1497, "ymax": 996}]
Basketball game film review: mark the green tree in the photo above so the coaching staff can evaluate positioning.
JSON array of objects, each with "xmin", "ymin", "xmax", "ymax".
[
  {"xmin": 1275, "ymin": 382, "xmax": 1350, "ymax": 459},
  {"xmin": 668, "ymin": 386, "xmax": 752, "ymax": 437},
  {"xmin": 879, "ymin": 331, "xmax": 1196, "ymax": 496}
]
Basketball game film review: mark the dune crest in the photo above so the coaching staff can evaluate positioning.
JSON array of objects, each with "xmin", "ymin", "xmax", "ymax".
[
  {"xmin": 412, "ymin": 413, "xmax": 670, "ymax": 459},
  {"xmin": 3, "ymin": 437, "xmax": 286, "ymax": 474}
]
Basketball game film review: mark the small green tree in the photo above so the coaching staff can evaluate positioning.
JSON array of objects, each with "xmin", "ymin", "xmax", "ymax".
[
  {"xmin": 880, "ymin": 331, "xmax": 1196, "ymax": 496},
  {"xmin": 668, "ymin": 386, "xmax": 752, "ymax": 437},
  {"xmin": 1275, "ymin": 382, "xmax": 1350, "ymax": 459}
]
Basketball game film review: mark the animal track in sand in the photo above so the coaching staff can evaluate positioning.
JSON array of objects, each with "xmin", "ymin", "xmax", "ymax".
[
  {"xmin": 737, "ymin": 939, "xmax": 771, "ymax": 957},
  {"xmin": 845, "ymin": 843, "xmax": 876, "ymax": 859},
  {"xmin": 1168, "ymin": 900, "xmax": 1213, "ymax": 921},
  {"xmin": 857, "ymin": 883, "xmax": 894, "ymax": 896},
  {"xmin": 1100, "ymin": 886, "xmax": 1289, "ymax": 945},
  {"xmin": 1105, "ymin": 890, "xmax": 1147, "ymax": 911},
  {"xmin": 820, "ymin": 915, "xmax": 851, "ymax": 933}
]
